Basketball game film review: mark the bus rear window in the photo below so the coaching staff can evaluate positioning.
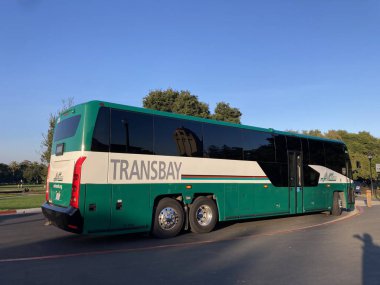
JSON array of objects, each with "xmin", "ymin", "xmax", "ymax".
[{"xmin": 54, "ymin": 115, "xmax": 81, "ymax": 142}]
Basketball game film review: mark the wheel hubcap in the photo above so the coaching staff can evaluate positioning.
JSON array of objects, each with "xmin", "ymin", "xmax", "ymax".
[
  {"xmin": 196, "ymin": 205, "xmax": 213, "ymax": 226},
  {"xmin": 158, "ymin": 207, "xmax": 179, "ymax": 230}
]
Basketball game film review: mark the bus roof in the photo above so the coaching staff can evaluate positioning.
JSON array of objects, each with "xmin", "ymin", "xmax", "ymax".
[{"xmin": 81, "ymin": 100, "xmax": 344, "ymax": 145}]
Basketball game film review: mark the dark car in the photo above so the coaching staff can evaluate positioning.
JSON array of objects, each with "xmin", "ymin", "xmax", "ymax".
[{"xmin": 353, "ymin": 181, "xmax": 362, "ymax": 195}]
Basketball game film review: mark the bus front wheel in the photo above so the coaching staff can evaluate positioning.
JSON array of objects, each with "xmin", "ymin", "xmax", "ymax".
[
  {"xmin": 189, "ymin": 196, "xmax": 218, "ymax": 234},
  {"xmin": 152, "ymin": 197, "xmax": 184, "ymax": 238},
  {"xmin": 331, "ymin": 192, "xmax": 342, "ymax": 216}
]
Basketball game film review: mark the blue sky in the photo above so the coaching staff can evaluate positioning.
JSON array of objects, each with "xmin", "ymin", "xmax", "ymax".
[{"xmin": 1, "ymin": 0, "xmax": 379, "ymax": 164}]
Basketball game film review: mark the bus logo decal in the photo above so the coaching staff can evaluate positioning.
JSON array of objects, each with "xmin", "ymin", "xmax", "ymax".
[
  {"xmin": 110, "ymin": 159, "xmax": 182, "ymax": 181},
  {"xmin": 320, "ymin": 172, "xmax": 337, "ymax": 182},
  {"xmin": 53, "ymin": 172, "xmax": 63, "ymax": 182}
]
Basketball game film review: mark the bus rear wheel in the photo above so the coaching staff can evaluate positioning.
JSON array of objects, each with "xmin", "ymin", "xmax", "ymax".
[
  {"xmin": 152, "ymin": 198, "xmax": 184, "ymax": 238},
  {"xmin": 331, "ymin": 192, "xmax": 342, "ymax": 216},
  {"xmin": 189, "ymin": 197, "xmax": 218, "ymax": 234}
]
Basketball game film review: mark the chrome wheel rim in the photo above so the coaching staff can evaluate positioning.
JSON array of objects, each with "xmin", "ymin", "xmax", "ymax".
[
  {"xmin": 196, "ymin": 205, "xmax": 213, "ymax": 226},
  {"xmin": 158, "ymin": 207, "xmax": 179, "ymax": 230}
]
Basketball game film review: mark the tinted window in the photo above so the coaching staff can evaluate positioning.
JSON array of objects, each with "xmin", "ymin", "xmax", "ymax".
[
  {"xmin": 110, "ymin": 109, "xmax": 154, "ymax": 154},
  {"xmin": 258, "ymin": 162, "xmax": 288, "ymax": 187},
  {"xmin": 54, "ymin": 115, "xmax": 81, "ymax": 142},
  {"xmin": 303, "ymin": 165, "xmax": 320, "ymax": 187},
  {"xmin": 286, "ymin": 136, "xmax": 301, "ymax": 151},
  {"xmin": 154, "ymin": 116, "xmax": 203, "ymax": 157},
  {"xmin": 274, "ymin": 135, "xmax": 287, "ymax": 163},
  {"xmin": 325, "ymin": 142, "xmax": 346, "ymax": 174},
  {"xmin": 309, "ymin": 140, "xmax": 325, "ymax": 166},
  {"xmin": 91, "ymin": 107, "xmax": 110, "ymax": 152},
  {"xmin": 242, "ymin": 131, "xmax": 275, "ymax": 162},
  {"xmin": 203, "ymin": 124, "xmax": 243, "ymax": 160},
  {"xmin": 345, "ymin": 146, "xmax": 353, "ymax": 179},
  {"xmin": 300, "ymin": 138, "xmax": 310, "ymax": 164}
]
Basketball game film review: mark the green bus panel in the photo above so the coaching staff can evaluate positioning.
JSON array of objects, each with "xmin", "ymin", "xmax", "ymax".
[
  {"xmin": 110, "ymin": 184, "xmax": 151, "ymax": 232},
  {"xmin": 303, "ymin": 185, "xmax": 329, "ymax": 212},
  {"xmin": 49, "ymin": 182, "xmax": 72, "ymax": 207},
  {"xmin": 83, "ymin": 184, "xmax": 111, "ymax": 233},
  {"xmin": 252, "ymin": 185, "xmax": 289, "ymax": 217},
  {"xmin": 79, "ymin": 181, "xmax": 353, "ymax": 235}
]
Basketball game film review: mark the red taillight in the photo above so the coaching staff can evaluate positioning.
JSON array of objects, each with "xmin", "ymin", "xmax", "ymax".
[
  {"xmin": 70, "ymin": 157, "xmax": 87, "ymax": 209},
  {"xmin": 45, "ymin": 164, "xmax": 50, "ymax": 202},
  {"xmin": 67, "ymin": 224, "xmax": 78, "ymax": 230}
]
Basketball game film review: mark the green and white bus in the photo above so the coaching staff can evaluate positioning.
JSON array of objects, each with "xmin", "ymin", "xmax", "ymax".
[{"xmin": 42, "ymin": 101, "xmax": 355, "ymax": 238}]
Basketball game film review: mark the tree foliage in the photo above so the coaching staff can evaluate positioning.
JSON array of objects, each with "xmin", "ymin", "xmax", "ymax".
[
  {"xmin": 0, "ymin": 163, "xmax": 11, "ymax": 183},
  {"xmin": 0, "ymin": 161, "xmax": 46, "ymax": 184},
  {"xmin": 142, "ymin": 89, "xmax": 178, "ymax": 113},
  {"xmin": 302, "ymin": 129, "xmax": 380, "ymax": 180},
  {"xmin": 171, "ymin": 91, "xmax": 210, "ymax": 118},
  {"xmin": 40, "ymin": 114, "xmax": 56, "ymax": 164},
  {"xmin": 212, "ymin": 102, "xmax": 242, "ymax": 124},
  {"xmin": 143, "ymin": 89, "xmax": 241, "ymax": 123},
  {"xmin": 41, "ymin": 98, "xmax": 74, "ymax": 164},
  {"xmin": 8, "ymin": 161, "xmax": 19, "ymax": 181},
  {"xmin": 23, "ymin": 162, "xmax": 45, "ymax": 184}
]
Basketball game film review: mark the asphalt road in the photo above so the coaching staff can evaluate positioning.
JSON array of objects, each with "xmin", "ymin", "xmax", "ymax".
[{"xmin": 1, "ymin": 202, "xmax": 379, "ymax": 285}]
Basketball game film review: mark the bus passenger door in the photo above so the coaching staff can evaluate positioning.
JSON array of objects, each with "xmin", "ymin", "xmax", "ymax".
[{"xmin": 288, "ymin": 151, "xmax": 304, "ymax": 214}]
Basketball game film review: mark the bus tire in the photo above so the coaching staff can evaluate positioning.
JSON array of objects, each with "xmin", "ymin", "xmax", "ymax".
[
  {"xmin": 152, "ymin": 197, "xmax": 184, "ymax": 238},
  {"xmin": 189, "ymin": 196, "xmax": 218, "ymax": 234},
  {"xmin": 331, "ymin": 192, "xmax": 342, "ymax": 216}
]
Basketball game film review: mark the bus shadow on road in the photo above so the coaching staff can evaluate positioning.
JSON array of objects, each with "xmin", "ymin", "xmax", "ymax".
[
  {"xmin": 354, "ymin": 233, "xmax": 380, "ymax": 285},
  {"xmin": 0, "ymin": 210, "xmax": 340, "ymax": 263}
]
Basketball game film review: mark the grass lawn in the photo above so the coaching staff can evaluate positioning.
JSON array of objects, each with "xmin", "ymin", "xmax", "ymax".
[
  {"xmin": 0, "ymin": 184, "xmax": 44, "ymax": 193},
  {"xmin": 0, "ymin": 194, "xmax": 45, "ymax": 210}
]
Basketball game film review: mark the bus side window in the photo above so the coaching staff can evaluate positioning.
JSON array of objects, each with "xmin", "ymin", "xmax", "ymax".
[
  {"xmin": 325, "ymin": 142, "xmax": 346, "ymax": 175},
  {"xmin": 303, "ymin": 165, "xmax": 320, "ymax": 186},
  {"xmin": 242, "ymin": 131, "xmax": 275, "ymax": 162},
  {"xmin": 154, "ymin": 116, "xmax": 203, "ymax": 157},
  {"xmin": 203, "ymin": 124, "xmax": 243, "ymax": 160},
  {"xmin": 286, "ymin": 136, "xmax": 301, "ymax": 151},
  {"xmin": 110, "ymin": 109, "xmax": 154, "ymax": 154},
  {"xmin": 274, "ymin": 135, "xmax": 287, "ymax": 163},
  {"xmin": 91, "ymin": 107, "xmax": 110, "ymax": 152},
  {"xmin": 258, "ymin": 162, "xmax": 288, "ymax": 187},
  {"xmin": 309, "ymin": 140, "xmax": 325, "ymax": 166},
  {"xmin": 300, "ymin": 138, "xmax": 310, "ymax": 165}
]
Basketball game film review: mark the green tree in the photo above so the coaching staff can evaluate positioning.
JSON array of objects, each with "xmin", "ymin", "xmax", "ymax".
[
  {"xmin": 143, "ymin": 89, "xmax": 178, "ymax": 112},
  {"xmin": 143, "ymin": 88, "xmax": 242, "ymax": 123},
  {"xmin": 40, "ymin": 114, "xmax": 56, "ymax": 164},
  {"xmin": 302, "ymin": 129, "xmax": 324, "ymax": 138},
  {"xmin": 172, "ymin": 91, "xmax": 210, "ymax": 118},
  {"xmin": 325, "ymin": 130, "xmax": 343, "ymax": 141},
  {"xmin": 212, "ymin": 102, "xmax": 242, "ymax": 124},
  {"xmin": 23, "ymin": 162, "xmax": 46, "ymax": 184},
  {"xmin": 8, "ymin": 161, "xmax": 19, "ymax": 183},
  {"xmin": 41, "ymin": 98, "xmax": 74, "ymax": 164},
  {"xmin": 0, "ymin": 163, "xmax": 11, "ymax": 183}
]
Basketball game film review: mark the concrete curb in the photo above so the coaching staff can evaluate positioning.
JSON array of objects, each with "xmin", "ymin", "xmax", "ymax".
[{"xmin": 0, "ymin": 208, "xmax": 42, "ymax": 216}]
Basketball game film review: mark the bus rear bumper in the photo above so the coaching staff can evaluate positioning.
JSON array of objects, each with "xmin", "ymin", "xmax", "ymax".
[{"xmin": 41, "ymin": 202, "xmax": 83, "ymax": 234}]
